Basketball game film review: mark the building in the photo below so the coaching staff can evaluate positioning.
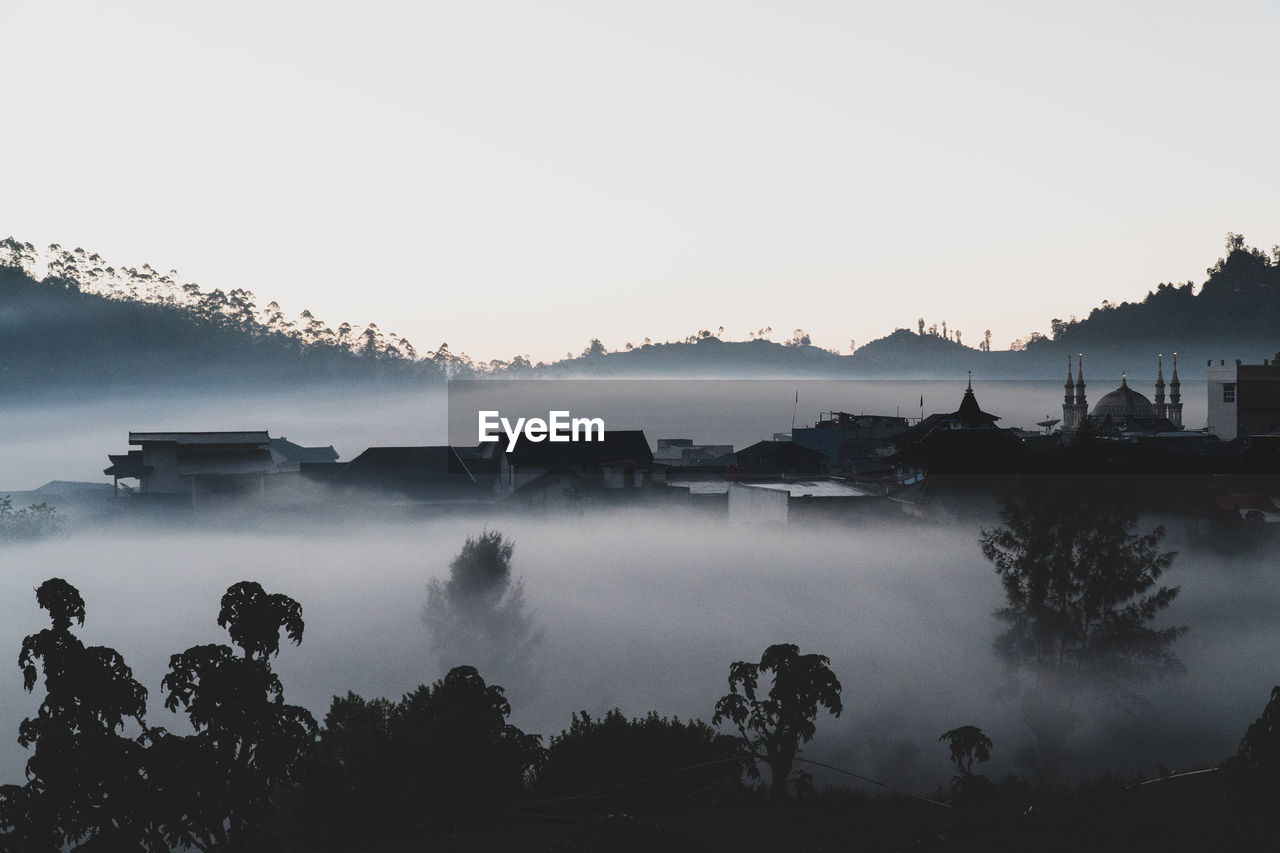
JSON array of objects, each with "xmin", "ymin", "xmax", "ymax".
[
  {"xmin": 499, "ymin": 429, "xmax": 661, "ymax": 495},
  {"xmin": 791, "ymin": 413, "xmax": 909, "ymax": 475},
  {"xmin": 104, "ymin": 431, "xmax": 340, "ymax": 509},
  {"xmin": 1062, "ymin": 354, "xmax": 1182, "ymax": 436},
  {"xmin": 1207, "ymin": 359, "xmax": 1280, "ymax": 441}
]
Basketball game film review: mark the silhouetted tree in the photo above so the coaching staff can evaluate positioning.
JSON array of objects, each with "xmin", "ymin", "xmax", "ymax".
[
  {"xmin": 1227, "ymin": 686, "xmax": 1280, "ymax": 826},
  {"xmin": 289, "ymin": 667, "xmax": 542, "ymax": 845},
  {"xmin": 536, "ymin": 709, "xmax": 742, "ymax": 807},
  {"xmin": 153, "ymin": 582, "xmax": 316, "ymax": 851},
  {"xmin": 423, "ymin": 532, "xmax": 541, "ymax": 699},
  {"xmin": 939, "ymin": 725, "xmax": 992, "ymax": 777},
  {"xmin": 712, "ymin": 644, "xmax": 842, "ymax": 800},
  {"xmin": 784, "ymin": 329, "xmax": 811, "ymax": 347},
  {"xmin": 0, "ymin": 579, "xmax": 157, "ymax": 851},
  {"xmin": 938, "ymin": 725, "xmax": 995, "ymax": 802},
  {"xmin": 980, "ymin": 489, "xmax": 1185, "ymax": 782}
]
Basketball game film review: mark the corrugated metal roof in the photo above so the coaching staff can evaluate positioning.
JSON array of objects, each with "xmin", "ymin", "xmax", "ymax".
[
  {"xmin": 666, "ymin": 479, "xmax": 875, "ymax": 498},
  {"xmin": 666, "ymin": 480, "xmax": 731, "ymax": 495},
  {"xmin": 741, "ymin": 480, "xmax": 875, "ymax": 498}
]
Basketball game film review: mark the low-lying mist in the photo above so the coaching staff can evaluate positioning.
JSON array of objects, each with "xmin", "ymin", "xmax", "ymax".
[{"xmin": 1, "ymin": 509, "xmax": 1271, "ymax": 796}]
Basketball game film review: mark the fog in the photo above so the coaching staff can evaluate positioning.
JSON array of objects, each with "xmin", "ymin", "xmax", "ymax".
[
  {"xmin": 0, "ymin": 380, "xmax": 1255, "ymax": 801},
  {"xmin": 0, "ymin": 379, "xmax": 1209, "ymax": 490},
  {"xmin": 1, "ymin": 509, "xmax": 1273, "ymax": 797}
]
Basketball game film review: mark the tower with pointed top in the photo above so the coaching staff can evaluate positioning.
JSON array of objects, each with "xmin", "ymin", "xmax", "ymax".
[
  {"xmin": 1154, "ymin": 354, "xmax": 1167, "ymax": 419},
  {"xmin": 1168, "ymin": 352, "xmax": 1182, "ymax": 429},
  {"xmin": 1062, "ymin": 354, "xmax": 1088, "ymax": 434}
]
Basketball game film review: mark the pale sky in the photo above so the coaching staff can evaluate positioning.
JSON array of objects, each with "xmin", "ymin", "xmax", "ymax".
[{"xmin": 4, "ymin": 1, "xmax": 1279, "ymax": 363}]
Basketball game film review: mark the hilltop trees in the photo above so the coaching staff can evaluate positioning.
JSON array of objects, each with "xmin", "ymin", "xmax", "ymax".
[{"xmin": 712, "ymin": 644, "xmax": 843, "ymax": 800}]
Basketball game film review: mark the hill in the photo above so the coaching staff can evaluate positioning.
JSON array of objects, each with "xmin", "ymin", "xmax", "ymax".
[
  {"xmin": 4, "ymin": 234, "xmax": 1279, "ymax": 390},
  {"xmin": 0, "ymin": 263, "xmax": 436, "ymax": 397}
]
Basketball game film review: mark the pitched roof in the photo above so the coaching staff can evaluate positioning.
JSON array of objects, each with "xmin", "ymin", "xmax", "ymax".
[
  {"xmin": 336, "ymin": 446, "xmax": 475, "ymax": 484},
  {"xmin": 270, "ymin": 437, "xmax": 339, "ymax": 464},
  {"xmin": 129, "ymin": 431, "xmax": 270, "ymax": 446},
  {"xmin": 505, "ymin": 430, "xmax": 653, "ymax": 466}
]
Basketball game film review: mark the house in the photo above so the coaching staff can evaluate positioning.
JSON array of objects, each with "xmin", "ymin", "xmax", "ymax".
[
  {"xmin": 105, "ymin": 431, "xmax": 276, "ymax": 500},
  {"xmin": 732, "ymin": 441, "xmax": 826, "ymax": 477},
  {"xmin": 104, "ymin": 431, "xmax": 341, "ymax": 509},
  {"xmin": 322, "ymin": 446, "xmax": 487, "ymax": 504},
  {"xmin": 792, "ymin": 413, "xmax": 910, "ymax": 475},
  {"xmin": 1207, "ymin": 359, "xmax": 1280, "ymax": 442},
  {"xmin": 499, "ymin": 430, "xmax": 662, "ymax": 495}
]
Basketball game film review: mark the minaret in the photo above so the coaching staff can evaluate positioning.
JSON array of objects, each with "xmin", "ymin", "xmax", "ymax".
[
  {"xmin": 1063, "ymin": 357, "xmax": 1076, "ymax": 430},
  {"xmin": 1075, "ymin": 354, "xmax": 1086, "ymax": 408},
  {"xmin": 1154, "ymin": 354, "xmax": 1166, "ymax": 419},
  {"xmin": 1169, "ymin": 352, "xmax": 1183, "ymax": 429}
]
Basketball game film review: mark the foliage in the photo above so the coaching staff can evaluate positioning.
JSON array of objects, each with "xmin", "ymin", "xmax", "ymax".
[
  {"xmin": 0, "ymin": 579, "xmax": 157, "ymax": 851},
  {"xmin": 155, "ymin": 581, "xmax": 317, "ymax": 851},
  {"xmin": 980, "ymin": 488, "xmax": 1185, "ymax": 782},
  {"xmin": 712, "ymin": 644, "xmax": 842, "ymax": 800},
  {"xmin": 939, "ymin": 725, "xmax": 992, "ymax": 778},
  {"xmin": 537, "ymin": 709, "xmax": 743, "ymax": 807},
  {"xmin": 980, "ymin": 489, "xmax": 1186, "ymax": 689},
  {"xmin": 423, "ymin": 531, "xmax": 541, "ymax": 698},
  {"xmin": 1226, "ymin": 686, "xmax": 1280, "ymax": 824},
  {"xmin": 286, "ymin": 667, "xmax": 543, "ymax": 847},
  {"xmin": 0, "ymin": 497, "xmax": 63, "ymax": 543}
]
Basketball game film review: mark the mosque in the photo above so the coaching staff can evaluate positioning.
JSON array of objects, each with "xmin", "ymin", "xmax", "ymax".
[{"xmin": 1060, "ymin": 354, "xmax": 1183, "ymax": 435}]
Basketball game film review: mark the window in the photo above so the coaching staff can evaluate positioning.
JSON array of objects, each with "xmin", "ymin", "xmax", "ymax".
[{"xmin": 1224, "ymin": 383, "xmax": 1236, "ymax": 403}]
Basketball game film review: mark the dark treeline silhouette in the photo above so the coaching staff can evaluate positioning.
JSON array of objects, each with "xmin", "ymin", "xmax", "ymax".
[
  {"xmin": 0, "ymin": 574, "xmax": 841, "ymax": 850},
  {"xmin": 4, "ymin": 567, "xmax": 1280, "ymax": 849},
  {"xmin": 6, "ymin": 233, "xmax": 1280, "ymax": 389}
]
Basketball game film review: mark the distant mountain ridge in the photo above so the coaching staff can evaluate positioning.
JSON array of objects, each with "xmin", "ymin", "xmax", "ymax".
[{"xmin": 3, "ymin": 234, "xmax": 1278, "ymax": 392}]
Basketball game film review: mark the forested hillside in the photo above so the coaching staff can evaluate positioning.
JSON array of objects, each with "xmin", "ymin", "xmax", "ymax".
[{"xmin": 3, "ymin": 234, "xmax": 1278, "ymax": 390}]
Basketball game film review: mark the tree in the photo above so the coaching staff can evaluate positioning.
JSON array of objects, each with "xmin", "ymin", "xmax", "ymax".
[
  {"xmin": 979, "ymin": 489, "xmax": 1185, "ymax": 781},
  {"xmin": 423, "ymin": 532, "xmax": 541, "ymax": 700},
  {"xmin": 0, "ymin": 578, "xmax": 157, "ymax": 851},
  {"xmin": 939, "ymin": 725, "xmax": 994, "ymax": 804},
  {"xmin": 712, "ymin": 644, "xmax": 842, "ymax": 800},
  {"xmin": 0, "ymin": 497, "xmax": 62, "ymax": 542},
  {"xmin": 1228, "ymin": 686, "xmax": 1280, "ymax": 825},
  {"xmin": 536, "ymin": 709, "xmax": 742, "ymax": 806},
  {"xmin": 155, "ymin": 582, "xmax": 316, "ymax": 851},
  {"xmin": 284, "ymin": 668, "xmax": 542, "ymax": 846}
]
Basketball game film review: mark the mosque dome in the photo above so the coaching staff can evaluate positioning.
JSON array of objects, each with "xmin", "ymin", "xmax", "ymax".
[{"xmin": 1090, "ymin": 375, "xmax": 1155, "ymax": 420}]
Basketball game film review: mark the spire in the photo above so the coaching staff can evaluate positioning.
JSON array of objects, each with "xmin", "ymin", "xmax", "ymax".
[
  {"xmin": 1065, "ymin": 357, "xmax": 1075, "ymax": 405},
  {"xmin": 1075, "ymin": 354, "xmax": 1086, "ymax": 406},
  {"xmin": 1155, "ymin": 353, "xmax": 1165, "ymax": 405},
  {"xmin": 967, "ymin": 369, "xmax": 972, "ymax": 391},
  {"xmin": 1121, "ymin": 372, "xmax": 1128, "ymax": 389},
  {"xmin": 1170, "ymin": 351, "xmax": 1180, "ymax": 403}
]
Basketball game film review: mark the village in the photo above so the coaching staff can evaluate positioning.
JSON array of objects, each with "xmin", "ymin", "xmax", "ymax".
[{"xmin": 6, "ymin": 357, "xmax": 1280, "ymax": 527}]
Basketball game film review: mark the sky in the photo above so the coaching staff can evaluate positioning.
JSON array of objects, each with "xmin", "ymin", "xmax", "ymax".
[{"xmin": 4, "ymin": 0, "xmax": 1280, "ymax": 363}]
